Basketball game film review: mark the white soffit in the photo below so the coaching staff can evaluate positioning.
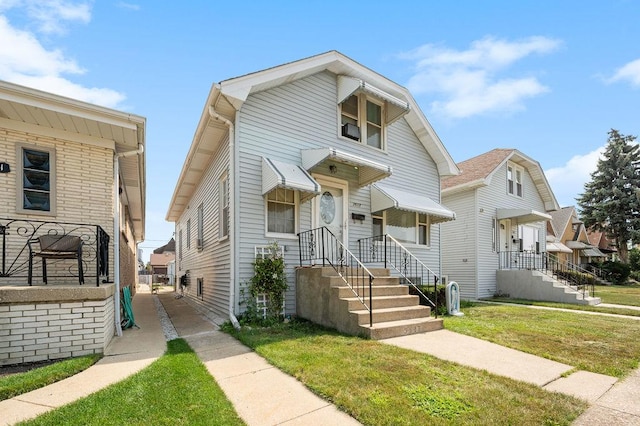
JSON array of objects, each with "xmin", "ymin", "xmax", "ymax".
[
  {"xmin": 301, "ymin": 147, "xmax": 392, "ymax": 186},
  {"xmin": 337, "ymin": 75, "xmax": 410, "ymax": 125},
  {"xmin": 496, "ymin": 209, "xmax": 552, "ymax": 224},
  {"xmin": 262, "ymin": 157, "xmax": 321, "ymax": 203},
  {"xmin": 371, "ymin": 184, "xmax": 456, "ymax": 224}
]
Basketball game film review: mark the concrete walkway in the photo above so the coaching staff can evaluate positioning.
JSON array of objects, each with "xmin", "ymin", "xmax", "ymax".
[
  {"xmin": 1, "ymin": 289, "xmax": 166, "ymax": 425},
  {"xmin": 157, "ymin": 293, "xmax": 360, "ymax": 426},
  {"xmin": 3, "ymin": 287, "xmax": 640, "ymax": 425}
]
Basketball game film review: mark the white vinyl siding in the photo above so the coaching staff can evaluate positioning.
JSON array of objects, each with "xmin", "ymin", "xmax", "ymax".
[
  {"xmin": 444, "ymin": 160, "xmax": 549, "ymax": 300},
  {"xmin": 175, "ymin": 135, "xmax": 231, "ymax": 320},
  {"xmin": 234, "ymin": 71, "xmax": 444, "ymax": 314}
]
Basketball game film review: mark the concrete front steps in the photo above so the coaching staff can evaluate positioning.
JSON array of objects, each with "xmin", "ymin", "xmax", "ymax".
[
  {"xmin": 296, "ymin": 266, "xmax": 442, "ymax": 339},
  {"xmin": 497, "ymin": 270, "xmax": 602, "ymax": 305}
]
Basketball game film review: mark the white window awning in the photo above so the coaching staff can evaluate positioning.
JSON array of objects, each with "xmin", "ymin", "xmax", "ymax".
[
  {"xmin": 337, "ymin": 75, "xmax": 410, "ymax": 125},
  {"xmin": 582, "ymin": 247, "xmax": 606, "ymax": 257},
  {"xmin": 546, "ymin": 241, "xmax": 573, "ymax": 254},
  {"xmin": 262, "ymin": 157, "xmax": 321, "ymax": 203},
  {"xmin": 301, "ymin": 147, "xmax": 392, "ymax": 186},
  {"xmin": 565, "ymin": 240, "xmax": 591, "ymax": 250},
  {"xmin": 496, "ymin": 208, "xmax": 552, "ymax": 224},
  {"xmin": 371, "ymin": 184, "xmax": 456, "ymax": 224}
]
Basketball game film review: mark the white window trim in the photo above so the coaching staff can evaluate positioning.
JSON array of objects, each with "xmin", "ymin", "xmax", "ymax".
[
  {"xmin": 339, "ymin": 94, "xmax": 387, "ymax": 151},
  {"xmin": 377, "ymin": 210, "xmax": 432, "ymax": 247},
  {"xmin": 264, "ymin": 188, "xmax": 300, "ymax": 240},
  {"xmin": 219, "ymin": 172, "xmax": 229, "ymax": 241},
  {"xmin": 507, "ymin": 162, "xmax": 524, "ymax": 198},
  {"xmin": 197, "ymin": 203, "xmax": 204, "ymax": 251},
  {"xmin": 16, "ymin": 143, "xmax": 57, "ymax": 216}
]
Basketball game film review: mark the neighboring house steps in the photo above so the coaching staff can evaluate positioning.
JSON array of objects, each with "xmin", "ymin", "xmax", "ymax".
[
  {"xmin": 296, "ymin": 266, "xmax": 443, "ymax": 340},
  {"xmin": 496, "ymin": 269, "xmax": 601, "ymax": 305}
]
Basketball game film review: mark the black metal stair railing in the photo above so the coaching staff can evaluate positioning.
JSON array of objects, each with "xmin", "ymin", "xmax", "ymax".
[
  {"xmin": 0, "ymin": 217, "xmax": 110, "ymax": 286},
  {"xmin": 498, "ymin": 251, "xmax": 596, "ymax": 299},
  {"xmin": 358, "ymin": 234, "xmax": 439, "ymax": 314},
  {"xmin": 298, "ymin": 227, "xmax": 375, "ymax": 326}
]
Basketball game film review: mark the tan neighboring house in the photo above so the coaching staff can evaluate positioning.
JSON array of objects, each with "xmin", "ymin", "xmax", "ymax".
[
  {"xmin": 150, "ymin": 238, "xmax": 175, "ymax": 283},
  {"xmin": 586, "ymin": 229, "xmax": 617, "ymax": 261},
  {"xmin": 0, "ymin": 80, "xmax": 146, "ymax": 366},
  {"xmin": 548, "ymin": 206, "xmax": 607, "ymax": 267}
]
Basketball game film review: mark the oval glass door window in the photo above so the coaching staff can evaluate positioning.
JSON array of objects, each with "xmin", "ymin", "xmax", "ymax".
[{"xmin": 320, "ymin": 191, "xmax": 336, "ymax": 224}]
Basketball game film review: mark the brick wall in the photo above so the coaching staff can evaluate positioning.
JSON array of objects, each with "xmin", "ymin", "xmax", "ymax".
[{"xmin": 0, "ymin": 286, "xmax": 116, "ymax": 366}]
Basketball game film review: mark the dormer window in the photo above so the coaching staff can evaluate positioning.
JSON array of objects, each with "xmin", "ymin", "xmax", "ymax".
[
  {"xmin": 340, "ymin": 94, "xmax": 383, "ymax": 149},
  {"xmin": 337, "ymin": 75, "xmax": 410, "ymax": 151},
  {"xmin": 507, "ymin": 163, "xmax": 523, "ymax": 197}
]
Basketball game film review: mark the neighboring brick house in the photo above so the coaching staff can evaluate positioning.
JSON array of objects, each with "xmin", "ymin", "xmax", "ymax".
[
  {"xmin": 0, "ymin": 80, "xmax": 146, "ymax": 365},
  {"xmin": 548, "ymin": 206, "xmax": 607, "ymax": 266}
]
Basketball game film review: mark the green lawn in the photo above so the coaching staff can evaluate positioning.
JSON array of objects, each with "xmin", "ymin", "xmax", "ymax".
[
  {"xmin": 225, "ymin": 321, "xmax": 586, "ymax": 425},
  {"xmin": 1, "ymin": 355, "xmax": 100, "ymax": 401},
  {"xmin": 596, "ymin": 283, "xmax": 640, "ymax": 306},
  {"xmin": 20, "ymin": 339, "xmax": 244, "ymax": 426},
  {"xmin": 444, "ymin": 303, "xmax": 640, "ymax": 377}
]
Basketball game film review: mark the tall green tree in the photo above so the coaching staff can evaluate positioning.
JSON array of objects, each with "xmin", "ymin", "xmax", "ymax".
[{"xmin": 577, "ymin": 129, "xmax": 640, "ymax": 263}]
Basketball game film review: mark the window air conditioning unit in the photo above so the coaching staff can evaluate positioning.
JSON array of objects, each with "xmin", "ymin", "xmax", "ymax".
[
  {"xmin": 342, "ymin": 123, "xmax": 360, "ymax": 141},
  {"xmin": 196, "ymin": 239, "xmax": 203, "ymax": 250}
]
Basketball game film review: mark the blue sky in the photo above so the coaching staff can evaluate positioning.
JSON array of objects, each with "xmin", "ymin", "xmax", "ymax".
[{"xmin": 1, "ymin": 1, "xmax": 638, "ymax": 261}]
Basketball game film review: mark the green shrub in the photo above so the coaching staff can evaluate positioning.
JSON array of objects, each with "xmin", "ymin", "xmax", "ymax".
[{"xmin": 597, "ymin": 261, "xmax": 631, "ymax": 285}]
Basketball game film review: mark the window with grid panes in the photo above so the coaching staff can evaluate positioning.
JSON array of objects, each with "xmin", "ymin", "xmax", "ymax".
[{"xmin": 267, "ymin": 188, "xmax": 296, "ymax": 235}]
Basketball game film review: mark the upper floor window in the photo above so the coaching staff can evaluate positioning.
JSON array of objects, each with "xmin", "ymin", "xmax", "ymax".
[
  {"xmin": 507, "ymin": 163, "xmax": 523, "ymax": 197},
  {"xmin": 219, "ymin": 173, "xmax": 229, "ymax": 239},
  {"xmin": 18, "ymin": 145, "xmax": 56, "ymax": 214},
  {"xmin": 266, "ymin": 188, "xmax": 296, "ymax": 236},
  {"xmin": 340, "ymin": 94, "xmax": 384, "ymax": 150}
]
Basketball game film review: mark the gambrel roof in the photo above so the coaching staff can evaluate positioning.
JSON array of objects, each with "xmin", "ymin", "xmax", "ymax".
[
  {"xmin": 442, "ymin": 148, "xmax": 559, "ymax": 211},
  {"xmin": 167, "ymin": 50, "xmax": 459, "ymax": 221}
]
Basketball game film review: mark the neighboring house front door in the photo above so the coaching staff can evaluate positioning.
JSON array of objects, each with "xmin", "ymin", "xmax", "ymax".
[{"xmin": 314, "ymin": 176, "xmax": 348, "ymax": 245}]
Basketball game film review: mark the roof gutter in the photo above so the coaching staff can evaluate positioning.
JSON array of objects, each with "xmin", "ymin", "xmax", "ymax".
[
  {"xmin": 113, "ymin": 143, "xmax": 144, "ymax": 337},
  {"xmin": 207, "ymin": 106, "xmax": 240, "ymax": 330}
]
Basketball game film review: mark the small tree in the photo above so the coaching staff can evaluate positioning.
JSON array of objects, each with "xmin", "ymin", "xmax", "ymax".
[{"xmin": 577, "ymin": 129, "xmax": 640, "ymax": 263}]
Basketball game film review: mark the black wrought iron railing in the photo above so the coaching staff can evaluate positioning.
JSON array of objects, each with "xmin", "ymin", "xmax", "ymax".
[
  {"xmin": 0, "ymin": 218, "xmax": 110, "ymax": 286},
  {"xmin": 498, "ymin": 251, "xmax": 596, "ymax": 299},
  {"xmin": 358, "ymin": 234, "xmax": 439, "ymax": 313},
  {"xmin": 298, "ymin": 227, "xmax": 375, "ymax": 326}
]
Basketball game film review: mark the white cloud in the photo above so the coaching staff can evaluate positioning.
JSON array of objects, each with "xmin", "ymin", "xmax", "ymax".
[
  {"xmin": 116, "ymin": 2, "xmax": 140, "ymax": 11},
  {"xmin": 606, "ymin": 58, "xmax": 640, "ymax": 88},
  {"xmin": 0, "ymin": 2, "xmax": 127, "ymax": 108},
  {"xmin": 545, "ymin": 147, "xmax": 604, "ymax": 207},
  {"xmin": 400, "ymin": 36, "xmax": 562, "ymax": 118}
]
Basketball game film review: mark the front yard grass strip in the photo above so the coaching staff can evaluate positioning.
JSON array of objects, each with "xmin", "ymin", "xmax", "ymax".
[
  {"xmin": 594, "ymin": 284, "xmax": 640, "ymax": 306},
  {"xmin": 20, "ymin": 339, "xmax": 244, "ymax": 426},
  {"xmin": 225, "ymin": 320, "xmax": 586, "ymax": 426},
  {"xmin": 0, "ymin": 354, "xmax": 100, "ymax": 401},
  {"xmin": 488, "ymin": 297, "xmax": 640, "ymax": 317},
  {"xmin": 444, "ymin": 303, "xmax": 640, "ymax": 378}
]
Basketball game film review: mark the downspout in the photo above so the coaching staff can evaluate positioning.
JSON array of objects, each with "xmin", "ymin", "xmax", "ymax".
[
  {"xmin": 113, "ymin": 143, "xmax": 144, "ymax": 336},
  {"xmin": 208, "ymin": 106, "xmax": 240, "ymax": 330}
]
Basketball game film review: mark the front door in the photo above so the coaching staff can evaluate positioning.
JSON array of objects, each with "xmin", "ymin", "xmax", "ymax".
[
  {"xmin": 499, "ymin": 219, "xmax": 511, "ymax": 252},
  {"xmin": 314, "ymin": 177, "xmax": 347, "ymax": 245}
]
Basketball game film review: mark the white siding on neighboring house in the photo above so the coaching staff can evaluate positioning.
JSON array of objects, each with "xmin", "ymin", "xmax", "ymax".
[
  {"xmin": 476, "ymin": 161, "xmax": 548, "ymax": 299},
  {"xmin": 441, "ymin": 190, "xmax": 478, "ymax": 299}
]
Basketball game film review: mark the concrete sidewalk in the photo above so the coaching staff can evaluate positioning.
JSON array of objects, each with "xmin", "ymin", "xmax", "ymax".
[
  {"xmin": 3, "ymin": 287, "xmax": 639, "ymax": 425},
  {"xmin": 1, "ymin": 289, "xmax": 166, "ymax": 425},
  {"xmin": 157, "ymin": 293, "xmax": 360, "ymax": 426}
]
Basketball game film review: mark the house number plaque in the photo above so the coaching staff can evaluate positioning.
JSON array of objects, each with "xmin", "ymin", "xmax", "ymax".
[{"xmin": 0, "ymin": 162, "xmax": 9, "ymax": 173}]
